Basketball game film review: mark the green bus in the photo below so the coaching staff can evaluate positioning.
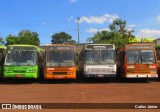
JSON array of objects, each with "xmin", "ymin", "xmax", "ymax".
[
  {"xmin": 0, "ymin": 46, "xmax": 6, "ymax": 78},
  {"xmin": 3, "ymin": 45, "xmax": 44, "ymax": 79}
]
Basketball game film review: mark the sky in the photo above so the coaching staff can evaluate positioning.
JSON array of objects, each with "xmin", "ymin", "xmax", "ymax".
[{"xmin": 0, "ymin": 0, "xmax": 160, "ymax": 45}]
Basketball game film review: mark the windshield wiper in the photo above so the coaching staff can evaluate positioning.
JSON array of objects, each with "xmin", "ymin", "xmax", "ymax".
[
  {"xmin": 93, "ymin": 50, "xmax": 101, "ymax": 64},
  {"xmin": 133, "ymin": 61, "xmax": 138, "ymax": 64},
  {"xmin": 141, "ymin": 56, "xmax": 149, "ymax": 64}
]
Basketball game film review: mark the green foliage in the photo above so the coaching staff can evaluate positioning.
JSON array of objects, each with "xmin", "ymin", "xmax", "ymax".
[
  {"xmin": 87, "ymin": 19, "xmax": 135, "ymax": 48},
  {"xmin": 0, "ymin": 38, "xmax": 5, "ymax": 45},
  {"xmin": 18, "ymin": 30, "xmax": 40, "ymax": 46},
  {"xmin": 51, "ymin": 32, "xmax": 76, "ymax": 44},
  {"xmin": 5, "ymin": 34, "xmax": 19, "ymax": 45},
  {"xmin": 156, "ymin": 45, "xmax": 160, "ymax": 49},
  {"xmin": 5, "ymin": 30, "xmax": 40, "ymax": 46}
]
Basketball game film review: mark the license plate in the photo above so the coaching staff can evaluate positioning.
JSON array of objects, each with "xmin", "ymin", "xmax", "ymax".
[
  {"xmin": 15, "ymin": 74, "xmax": 23, "ymax": 78},
  {"xmin": 57, "ymin": 76, "xmax": 64, "ymax": 79},
  {"xmin": 98, "ymin": 75, "xmax": 104, "ymax": 77},
  {"xmin": 151, "ymin": 75, "xmax": 157, "ymax": 77}
]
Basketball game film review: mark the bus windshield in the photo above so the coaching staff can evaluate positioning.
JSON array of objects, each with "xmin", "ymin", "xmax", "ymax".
[
  {"xmin": 5, "ymin": 50, "xmax": 36, "ymax": 66},
  {"xmin": 46, "ymin": 51, "xmax": 75, "ymax": 67},
  {"xmin": 85, "ymin": 50, "xmax": 115, "ymax": 65},
  {"xmin": 126, "ymin": 50, "xmax": 156, "ymax": 64}
]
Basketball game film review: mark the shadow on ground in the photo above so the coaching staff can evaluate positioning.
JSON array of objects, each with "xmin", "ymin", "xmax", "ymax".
[{"xmin": 0, "ymin": 70, "xmax": 159, "ymax": 84}]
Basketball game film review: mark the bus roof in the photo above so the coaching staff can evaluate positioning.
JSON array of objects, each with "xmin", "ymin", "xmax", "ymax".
[
  {"xmin": 44, "ymin": 44, "xmax": 75, "ymax": 47},
  {"xmin": 7, "ymin": 44, "xmax": 37, "ymax": 47},
  {"xmin": 85, "ymin": 44, "xmax": 114, "ymax": 46},
  {"xmin": 7, "ymin": 44, "xmax": 44, "ymax": 52},
  {"xmin": 125, "ymin": 44, "xmax": 154, "ymax": 46},
  {"xmin": 117, "ymin": 44, "xmax": 155, "ymax": 51},
  {"xmin": 84, "ymin": 44, "xmax": 115, "ymax": 50},
  {"xmin": 0, "ymin": 46, "xmax": 6, "ymax": 49}
]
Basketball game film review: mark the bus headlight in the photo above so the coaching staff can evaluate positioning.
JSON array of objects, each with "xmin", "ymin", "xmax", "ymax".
[
  {"xmin": 85, "ymin": 71, "xmax": 90, "ymax": 74},
  {"xmin": 32, "ymin": 69, "xmax": 37, "ymax": 72},
  {"xmin": 150, "ymin": 70, "xmax": 157, "ymax": 73},
  {"xmin": 111, "ymin": 71, "xmax": 116, "ymax": 73},
  {"xmin": 27, "ymin": 69, "xmax": 37, "ymax": 72},
  {"xmin": 6, "ymin": 70, "xmax": 12, "ymax": 72},
  {"xmin": 149, "ymin": 65, "xmax": 156, "ymax": 68},
  {"xmin": 47, "ymin": 72, "xmax": 53, "ymax": 75},
  {"xmin": 127, "ymin": 70, "xmax": 134, "ymax": 73},
  {"xmin": 67, "ymin": 72, "xmax": 74, "ymax": 74},
  {"xmin": 69, "ymin": 68, "xmax": 73, "ymax": 70},
  {"xmin": 47, "ymin": 68, "xmax": 54, "ymax": 70},
  {"xmin": 127, "ymin": 65, "xmax": 134, "ymax": 68}
]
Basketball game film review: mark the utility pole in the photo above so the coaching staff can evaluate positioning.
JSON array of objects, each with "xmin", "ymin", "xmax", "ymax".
[{"xmin": 77, "ymin": 17, "xmax": 80, "ymax": 44}]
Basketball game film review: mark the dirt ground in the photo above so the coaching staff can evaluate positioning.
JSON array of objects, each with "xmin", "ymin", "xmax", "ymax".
[{"xmin": 0, "ymin": 78, "xmax": 160, "ymax": 112}]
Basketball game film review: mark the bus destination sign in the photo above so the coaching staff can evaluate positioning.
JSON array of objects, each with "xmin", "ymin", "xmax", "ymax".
[
  {"xmin": 9, "ymin": 46, "xmax": 36, "ymax": 51},
  {"xmin": 126, "ymin": 45, "xmax": 154, "ymax": 49},
  {"xmin": 86, "ymin": 45, "xmax": 113, "ymax": 50},
  {"xmin": 48, "ymin": 46, "xmax": 73, "ymax": 50}
]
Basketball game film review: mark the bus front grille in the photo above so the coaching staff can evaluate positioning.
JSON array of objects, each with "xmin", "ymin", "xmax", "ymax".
[
  {"xmin": 87, "ymin": 68, "xmax": 114, "ymax": 74},
  {"xmin": 53, "ymin": 72, "xmax": 68, "ymax": 75},
  {"xmin": 13, "ymin": 70, "xmax": 26, "ymax": 73}
]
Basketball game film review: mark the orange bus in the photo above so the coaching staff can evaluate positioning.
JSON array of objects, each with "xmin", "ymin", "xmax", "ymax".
[
  {"xmin": 117, "ymin": 44, "xmax": 158, "ymax": 78},
  {"xmin": 155, "ymin": 47, "xmax": 160, "ymax": 77},
  {"xmin": 44, "ymin": 44, "xmax": 76, "ymax": 79}
]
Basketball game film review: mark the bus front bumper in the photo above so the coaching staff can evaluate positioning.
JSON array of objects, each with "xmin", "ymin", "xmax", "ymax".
[
  {"xmin": 4, "ymin": 73, "xmax": 38, "ymax": 79},
  {"xmin": 126, "ymin": 74, "xmax": 158, "ymax": 78},
  {"xmin": 84, "ymin": 74, "xmax": 116, "ymax": 78},
  {"xmin": 44, "ymin": 74, "xmax": 76, "ymax": 79}
]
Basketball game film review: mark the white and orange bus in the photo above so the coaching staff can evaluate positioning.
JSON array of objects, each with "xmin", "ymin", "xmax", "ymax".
[
  {"xmin": 44, "ymin": 44, "xmax": 76, "ymax": 79},
  {"xmin": 117, "ymin": 44, "xmax": 158, "ymax": 78}
]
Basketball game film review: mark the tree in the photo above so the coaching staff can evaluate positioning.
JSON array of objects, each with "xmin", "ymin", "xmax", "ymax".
[
  {"xmin": 5, "ymin": 30, "xmax": 40, "ymax": 46},
  {"xmin": 0, "ymin": 38, "xmax": 5, "ymax": 45},
  {"xmin": 109, "ymin": 19, "xmax": 134, "ymax": 39},
  {"xmin": 5, "ymin": 34, "xmax": 19, "ymax": 45},
  {"xmin": 18, "ymin": 30, "xmax": 40, "ymax": 46},
  {"xmin": 87, "ymin": 19, "xmax": 135, "ymax": 48},
  {"xmin": 87, "ymin": 30, "xmax": 124, "ymax": 47},
  {"xmin": 51, "ymin": 32, "xmax": 76, "ymax": 44}
]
